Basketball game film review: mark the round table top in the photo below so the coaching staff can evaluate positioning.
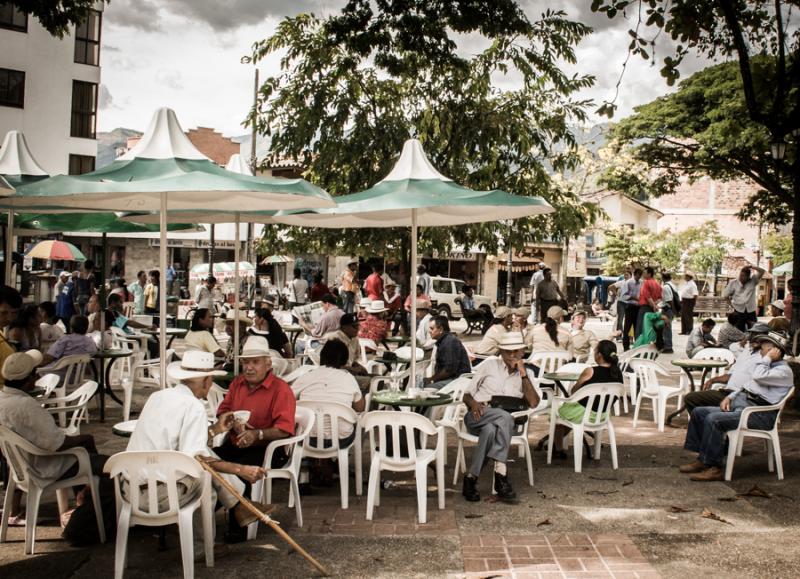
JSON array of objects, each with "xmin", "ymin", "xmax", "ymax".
[
  {"xmin": 372, "ymin": 391, "xmax": 453, "ymax": 408},
  {"xmin": 280, "ymin": 324, "xmax": 303, "ymax": 332},
  {"xmin": 112, "ymin": 419, "xmax": 138, "ymax": 437},
  {"xmin": 93, "ymin": 349, "xmax": 133, "ymax": 359},
  {"xmin": 542, "ymin": 372, "xmax": 582, "ymax": 382},
  {"xmin": 142, "ymin": 328, "xmax": 187, "ymax": 336},
  {"xmin": 671, "ymin": 358, "xmax": 729, "ymax": 369}
]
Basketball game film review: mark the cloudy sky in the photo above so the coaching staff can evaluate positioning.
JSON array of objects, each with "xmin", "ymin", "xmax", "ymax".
[{"xmin": 98, "ymin": 0, "xmax": 707, "ymax": 138}]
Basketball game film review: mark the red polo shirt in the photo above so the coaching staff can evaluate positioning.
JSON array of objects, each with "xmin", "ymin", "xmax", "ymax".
[
  {"xmin": 365, "ymin": 273, "xmax": 384, "ymax": 300},
  {"xmin": 638, "ymin": 278, "xmax": 662, "ymax": 306},
  {"xmin": 218, "ymin": 372, "xmax": 296, "ymax": 436}
]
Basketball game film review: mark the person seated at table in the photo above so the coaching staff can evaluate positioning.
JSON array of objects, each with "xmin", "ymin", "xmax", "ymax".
[
  {"xmin": 424, "ymin": 315, "xmax": 471, "ymax": 390},
  {"xmin": 684, "ymin": 325, "xmax": 771, "ymax": 414},
  {"xmin": 680, "ymin": 331, "xmax": 793, "ymax": 482},
  {"xmin": 686, "ymin": 318, "xmax": 717, "ymax": 357},
  {"xmin": 550, "ymin": 340, "xmax": 622, "ymax": 459},
  {"xmin": 223, "ymin": 309, "xmax": 253, "ymax": 367},
  {"xmin": 0, "ymin": 350, "xmax": 106, "ymax": 526},
  {"xmin": 89, "ymin": 309, "xmax": 116, "ymax": 350},
  {"xmin": 383, "ymin": 281, "xmax": 403, "ymax": 336},
  {"xmin": 296, "ymin": 294, "xmax": 344, "ymax": 353},
  {"xmin": 6, "ymin": 304, "xmax": 42, "ymax": 351},
  {"xmin": 107, "ymin": 294, "xmax": 154, "ymax": 333},
  {"xmin": 249, "ymin": 307, "xmax": 293, "ymax": 358},
  {"xmin": 42, "ymin": 315, "xmax": 97, "ymax": 367},
  {"xmin": 127, "ymin": 350, "xmax": 271, "ymax": 543},
  {"xmin": 292, "ymin": 339, "xmax": 366, "ymax": 485},
  {"xmin": 358, "ymin": 300, "xmax": 389, "ymax": 351},
  {"xmin": 110, "ymin": 278, "xmax": 130, "ymax": 302},
  {"xmin": 470, "ymin": 306, "xmax": 513, "ymax": 356},
  {"xmin": 324, "ymin": 313, "xmax": 371, "ymax": 388},
  {"xmin": 570, "ymin": 310, "xmax": 598, "ymax": 362},
  {"xmin": 461, "ymin": 333, "xmax": 539, "ymax": 502},
  {"xmin": 529, "ymin": 306, "xmax": 573, "ymax": 361},
  {"xmin": 591, "ymin": 298, "xmax": 605, "ymax": 317},
  {"xmin": 404, "ymin": 284, "xmax": 431, "ymax": 315},
  {"xmin": 215, "ymin": 336, "xmax": 296, "ymax": 542},
  {"xmin": 413, "ymin": 300, "xmax": 435, "ymax": 348},
  {"xmin": 39, "ymin": 301, "xmax": 65, "ymax": 352},
  {"xmin": 184, "ymin": 308, "xmax": 226, "ymax": 359},
  {"xmin": 460, "ymin": 285, "xmax": 492, "ymax": 333},
  {"xmin": 713, "ymin": 313, "xmax": 743, "ymax": 350}
]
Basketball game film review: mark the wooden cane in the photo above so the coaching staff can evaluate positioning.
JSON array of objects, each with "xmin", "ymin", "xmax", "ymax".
[{"xmin": 196, "ymin": 458, "xmax": 330, "ymax": 577}]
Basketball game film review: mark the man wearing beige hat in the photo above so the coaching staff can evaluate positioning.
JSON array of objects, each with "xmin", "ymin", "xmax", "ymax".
[
  {"xmin": 461, "ymin": 333, "xmax": 539, "ymax": 502},
  {"xmin": 471, "ymin": 306, "xmax": 513, "ymax": 356},
  {"xmin": 223, "ymin": 308, "xmax": 253, "ymax": 368},
  {"xmin": 128, "ymin": 350, "xmax": 270, "ymax": 543},
  {"xmin": 0, "ymin": 350, "xmax": 105, "ymax": 525}
]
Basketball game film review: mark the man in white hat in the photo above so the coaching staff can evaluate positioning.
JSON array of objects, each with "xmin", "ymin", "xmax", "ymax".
[
  {"xmin": 0, "ymin": 350, "xmax": 105, "ymax": 524},
  {"xmin": 414, "ymin": 299, "xmax": 435, "ymax": 348},
  {"xmin": 461, "ymin": 333, "xmax": 540, "ymax": 502},
  {"xmin": 358, "ymin": 299, "xmax": 389, "ymax": 351},
  {"xmin": 222, "ymin": 308, "xmax": 253, "ymax": 368},
  {"xmin": 127, "ymin": 350, "xmax": 270, "ymax": 542},
  {"xmin": 339, "ymin": 258, "xmax": 360, "ymax": 314}
]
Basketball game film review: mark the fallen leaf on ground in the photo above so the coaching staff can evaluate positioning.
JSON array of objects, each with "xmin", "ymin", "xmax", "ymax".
[
  {"xmin": 737, "ymin": 485, "xmax": 771, "ymax": 499},
  {"xmin": 464, "ymin": 513, "xmax": 483, "ymax": 519},
  {"xmin": 586, "ymin": 490, "xmax": 619, "ymax": 496},
  {"xmin": 717, "ymin": 497, "xmax": 740, "ymax": 502},
  {"xmin": 622, "ymin": 480, "xmax": 634, "ymax": 487},
  {"xmin": 484, "ymin": 495, "xmax": 499, "ymax": 503},
  {"xmin": 668, "ymin": 506, "xmax": 692, "ymax": 513},
  {"xmin": 588, "ymin": 475, "xmax": 618, "ymax": 481},
  {"xmin": 701, "ymin": 508, "xmax": 733, "ymax": 525},
  {"xmin": 536, "ymin": 519, "xmax": 552, "ymax": 527}
]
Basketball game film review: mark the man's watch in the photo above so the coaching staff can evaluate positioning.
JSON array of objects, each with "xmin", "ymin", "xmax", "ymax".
[{"xmin": 257, "ymin": 429, "xmax": 264, "ymax": 441}]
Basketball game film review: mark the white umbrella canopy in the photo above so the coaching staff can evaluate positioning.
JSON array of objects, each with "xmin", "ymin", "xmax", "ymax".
[{"xmin": 274, "ymin": 138, "xmax": 555, "ymax": 380}]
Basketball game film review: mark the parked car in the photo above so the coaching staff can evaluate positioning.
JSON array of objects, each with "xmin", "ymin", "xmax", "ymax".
[{"xmin": 428, "ymin": 276, "xmax": 493, "ymax": 320}]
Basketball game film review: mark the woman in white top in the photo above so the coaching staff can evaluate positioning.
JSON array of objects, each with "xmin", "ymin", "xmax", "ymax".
[
  {"xmin": 184, "ymin": 308, "xmax": 225, "ymax": 358},
  {"xmin": 38, "ymin": 301, "xmax": 65, "ymax": 353},
  {"xmin": 529, "ymin": 305, "xmax": 573, "ymax": 358}
]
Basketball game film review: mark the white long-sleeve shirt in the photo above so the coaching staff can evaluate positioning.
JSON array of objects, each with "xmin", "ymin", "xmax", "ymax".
[
  {"xmin": 725, "ymin": 356, "xmax": 793, "ymax": 405},
  {"xmin": 723, "ymin": 271, "xmax": 763, "ymax": 313}
]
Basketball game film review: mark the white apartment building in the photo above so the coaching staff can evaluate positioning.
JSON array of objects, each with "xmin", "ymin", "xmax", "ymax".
[{"xmin": 0, "ymin": 2, "xmax": 102, "ymax": 175}]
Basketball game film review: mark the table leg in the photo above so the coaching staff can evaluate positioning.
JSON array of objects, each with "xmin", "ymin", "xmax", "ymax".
[
  {"xmin": 666, "ymin": 368, "xmax": 695, "ymax": 426},
  {"xmin": 104, "ymin": 358, "xmax": 125, "ymax": 406},
  {"xmin": 97, "ymin": 357, "xmax": 106, "ymax": 422}
]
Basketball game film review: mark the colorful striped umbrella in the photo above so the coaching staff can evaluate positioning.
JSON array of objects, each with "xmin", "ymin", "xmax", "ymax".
[{"xmin": 25, "ymin": 239, "xmax": 86, "ymax": 261}]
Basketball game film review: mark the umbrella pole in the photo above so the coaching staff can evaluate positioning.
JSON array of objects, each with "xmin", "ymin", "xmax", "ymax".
[
  {"xmin": 5, "ymin": 211, "xmax": 13, "ymax": 285},
  {"xmin": 410, "ymin": 208, "xmax": 418, "ymax": 385},
  {"xmin": 159, "ymin": 192, "xmax": 168, "ymax": 385},
  {"xmin": 234, "ymin": 212, "xmax": 240, "ymax": 375}
]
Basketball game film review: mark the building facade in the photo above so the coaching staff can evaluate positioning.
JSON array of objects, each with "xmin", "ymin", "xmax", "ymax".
[{"xmin": 0, "ymin": 3, "xmax": 102, "ymax": 175}]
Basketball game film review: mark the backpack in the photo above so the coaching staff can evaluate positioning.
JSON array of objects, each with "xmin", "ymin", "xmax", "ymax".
[{"xmin": 667, "ymin": 282, "xmax": 681, "ymax": 314}]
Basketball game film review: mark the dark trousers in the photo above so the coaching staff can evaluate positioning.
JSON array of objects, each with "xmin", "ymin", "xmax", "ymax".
[
  {"xmin": 733, "ymin": 310, "xmax": 757, "ymax": 332},
  {"xmin": 680, "ymin": 297, "xmax": 696, "ymax": 334},
  {"xmin": 622, "ymin": 303, "xmax": 640, "ymax": 350},
  {"xmin": 539, "ymin": 299, "xmax": 559, "ymax": 323},
  {"xmin": 636, "ymin": 304, "xmax": 653, "ymax": 338},
  {"xmin": 684, "ymin": 389, "xmax": 730, "ymax": 414},
  {"xmin": 215, "ymin": 440, "xmax": 288, "ymax": 498},
  {"xmin": 616, "ymin": 301, "xmax": 627, "ymax": 333}
]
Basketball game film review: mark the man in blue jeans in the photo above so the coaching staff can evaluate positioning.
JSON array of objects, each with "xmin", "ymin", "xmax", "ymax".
[{"xmin": 680, "ymin": 331, "xmax": 793, "ymax": 481}]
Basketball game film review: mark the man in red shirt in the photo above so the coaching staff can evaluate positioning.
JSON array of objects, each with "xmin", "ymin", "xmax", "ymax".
[
  {"xmin": 636, "ymin": 266, "xmax": 663, "ymax": 338},
  {"xmin": 365, "ymin": 263, "xmax": 384, "ymax": 300},
  {"xmin": 215, "ymin": 335, "xmax": 296, "ymax": 542}
]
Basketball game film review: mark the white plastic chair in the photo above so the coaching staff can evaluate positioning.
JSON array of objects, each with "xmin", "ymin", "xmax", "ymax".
[
  {"xmin": 37, "ymin": 353, "xmax": 91, "ymax": 427},
  {"xmin": 681, "ymin": 347, "xmax": 735, "ymax": 392},
  {"xmin": 297, "ymin": 400, "xmax": 361, "ymax": 508},
  {"xmin": 35, "ymin": 373, "xmax": 61, "ymax": 399},
  {"xmin": 132, "ymin": 348, "xmax": 176, "ymax": 389},
  {"xmin": 528, "ymin": 351, "xmax": 571, "ymax": 394},
  {"xmin": 631, "ymin": 359, "xmax": 683, "ymax": 432},
  {"xmin": 725, "ymin": 387, "xmax": 795, "ymax": 481},
  {"xmin": 452, "ymin": 405, "xmax": 535, "ymax": 487},
  {"xmin": 547, "ymin": 382, "xmax": 625, "ymax": 473},
  {"xmin": 0, "ymin": 425, "xmax": 106, "ymax": 554},
  {"xmin": 429, "ymin": 374, "xmax": 473, "ymax": 466},
  {"xmin": 283, "ymin": 364, "xmax": 315, "ymax": 384},
  {"xmin": 267, "ymin": 349, "xmax": 289, "ymax": 377},
  {"xmin": 618, "ymin": 344, "xmax": 658, "ymax": 412},
  {"xmin": 104, "ymin": 451, "xmax": 213, "ymax": 579},
  {"xmin": 42, "ymin": 380, "xmax": 99, "ymax": 435},
  {"xmin": 361, "ymin": 411, "xmax": 445, "ymax": 524},
  {"xmin": 205, "ymin": 384, "xmax": 227, "ymax": 420},
  {"xmin": 248, "ymin": 407, "xmax": 314, "ymax": 538}
]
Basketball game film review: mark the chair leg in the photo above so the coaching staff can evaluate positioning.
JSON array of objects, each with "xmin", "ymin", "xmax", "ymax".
[
  {"xmin": 657, "ymin": 394, "xmax": 668, "ymax": 432},
  {"xmin": 523, "ymin": 442, "xmax": 534, "ymax": 486},
  {"xmin": 202, "ymin": 497, "xmax": 214, "ymax": 567},
  {"xmin": 572, "ymin": 429, "xmax": 583, "ymax": 473},
  {"xmin": 177, "ymin": 510, "xmax": 195, "ymax": 579},
  {"xmin": 415, "ymin": 464, "xmax": 428, "ymax": 524},
  {"xmin": 593, "ymin": 430, "xmax": 602, "ymax": 460},
  {"xmin": 546, "ymin": 417, "xmax": 557, "ymax": 465},
  {"xmin": 123, "ymin": 381, "xmax": 132, "ymax": 422},
  {"xmin": 289, "ymin": 475, "xmax": 303, "ymax": 527},
  {"xmin": 772, "ymin": 434, "xmax": 784, "ymax": 480},
  {"xmin": 453, "ymin": 440, "xmax": 463, "ymax": 485},
  {"xmin": 0, "ymin": 477, "xmax": 16, "ymax": 542},
  {"xmin": 338, "ymin": 450, "xmax": 350, "ymax": 510},
  {"xmin": 441, "ymin": 430, "xmax": 448, "ymax": 467},
  {"xmin": 608, "ymin": 425, "xmax": 618, "ymax": 470},
  {"xmin": 56, "ymin": 488, "xmax": 71, "ymax": 516},
  {"xmin": 436, "ymin": 454, "xmax": 445, "ymax": 510},
  {"xmin": 265, "ymin": 479, "xmax": 273, "ymax": 505},
  {"xmin": 355, "ymin": 430, "xmax": 363, "ymax": 496},
  {"xmin": 246, "ymin": 480, "xmax": 262, "ymax": 541},
  {"xmin": 766, "ymin": 439, "xmax": 775, "ymax": 473},
  {"xmin": 724, "ymin": 433, "xmax": 738, "ymax": 481},
  {"xmin": 114, "ymin": 506, "xmax": 132, "ymax": 579},
  {"xmin": 89, "ymin": 476, "xmax": 107, "ymax": 543},
  {"xmin": 632, "ymin": 395, "xmax": 642, "ymax": 428},
  {"xmin": 24, "ymin": 487, "xmax": 42, "ymax": 555},
  {"xmin": 366, "ymin": 459, "xmax": 379, "ymax": 521}
]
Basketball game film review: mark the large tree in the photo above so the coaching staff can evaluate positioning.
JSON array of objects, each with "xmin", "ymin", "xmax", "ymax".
[
  {"xmin": 592, "ymin": 0, "xmax": 800, "ymax": 338},
  {"xmin": 5, "ymin": 1, "xmax": 108, "ymax": 37},
  {"xmin": 246, "ymin": 1, "xmax": 601, "ymax": 270}
]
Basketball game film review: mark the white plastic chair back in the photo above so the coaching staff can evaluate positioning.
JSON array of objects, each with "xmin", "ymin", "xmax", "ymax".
[
  {"xmin": 529, "ymin": 351, "xmax": 571, "ymax": 374},
  {"xmin": 558, "ymin": 362, "xmax": 591, "ymax": 375},
  {"xmin": 361, "ymin": 411, "xmax": 437, "ymax": 470},
  {"xmin": 298, "ymin": 401, "xmax": 359, "ymax": 456},
  {"xmin": 429, "ymin": 374, "xmax": 473, "ymax": 423},
  {"xmin": 43, "ymin": 380, "xmax": 98, "ymax": 435},
  {"xmin": 630, "ymin": 358, "xmax": 670, "ymax": 396},
  {"xmin": 618, "ymin": 343, "xmax": 658, "ymax": 370},
  {"xmin": 206, "ymin": 384, "xmax": 227, "ymax": 419},
  {"xmin": 566, "ymin": 382, "xmax": 624, "ymax": 427},
  {"xmin": 268, "ymin": 350, "xmax": 289, "ymax": 377},
  {"xmin": 35, "ymin": 373, "xmax": 61, "ymax": 399},
  {"xmin": 46, "ymin": 353, "xmax": 91, "ymax": 392}
]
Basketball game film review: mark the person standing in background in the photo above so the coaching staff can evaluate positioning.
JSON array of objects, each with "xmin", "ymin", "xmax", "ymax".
[
  {"xmin": 535, "ymin": 268, "xmax": 565, "ymax": 323},
  {"xmin": 528, "ymin": 262, "xmax": 546, "ymax": 324},
  {"xmin": 417, "ymin": 264, "xmax": 432, "ymax": 297},
  {"xmin": 679, "ymin": 273, "xmax": 699, "ymax": 335},
  {"xmin": 723, "ymin": 265, "xmax": 765, "ymax": 331},
  {"xmin": 636, "ymin": 267, "xmax": 662, "ymax": 338},
  {"xmin": 622, "ymin": 268, "xmax": 642, "ymax": 351},
  {"xmin": 288, "ymin": 268, "xmax": 308, "ymax": 309},
  {"xmin": 129, "ymin": 270, "xmax": 147, "ymax": 315},
  {"xmin": 365, "ymin": 263, "xmax": 384, "ymax": 300},
  {"xmin": 339, "ymin": 259, "xmax": 359, "ymax": 314}
]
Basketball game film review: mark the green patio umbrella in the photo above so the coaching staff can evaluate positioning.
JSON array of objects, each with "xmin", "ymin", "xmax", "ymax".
[
  {"xmin": 773, "ymin": 261, "xmax": 792, "ymax": 276},
  {"xmin": 13, "ymin": 212, "xmax": 204, "ymax": 234},
  {"xmin": 274, "ymin": 138, "xmax": 555, "ymax": 378}
]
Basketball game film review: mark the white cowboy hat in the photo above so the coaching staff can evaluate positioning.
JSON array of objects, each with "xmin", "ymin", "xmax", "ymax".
[
  {"xmin": 239, "ymin": 335, "xmax": 272, "ymax": 358},
  {"xmin": 497, "ymin": 333, "xmax": 526, "ymax": 351},
  {"xmin": 347, "ymin": 258, "xmax": 359, "ymax": 265},
  {"xmin": 224, "ymin": 309, "xmax": 253, "ymax": 326},
  {"xmin": 358, "ymin": 297, "xmax": 372, "ymax": 309},
  {"xmin": 167, "ymin": 351, "xmax": 226, "ymax": 381},
  {"xmin": 366, "ymin": 300, "xmax": 388, "ymax": 314},
  {"xmin": 2, "ymin": 350, "xmax": 43, "ymax": 381}
]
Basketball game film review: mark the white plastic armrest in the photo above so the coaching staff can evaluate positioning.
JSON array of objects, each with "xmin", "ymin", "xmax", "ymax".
[
  {"xmin": 262, "ymin": 433, "xmax": 305, "ymax": 469},
  {"xmin": 737, "ymin": 402, "xmax": 782, "ymax": 428}
]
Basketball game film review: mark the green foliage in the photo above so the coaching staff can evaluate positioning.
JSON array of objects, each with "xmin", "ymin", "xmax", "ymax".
[
  {"xmin": 600, "ymin": 221, "xmax": 742, "ymax": 276},
  {"xmin": 601, "ymin": 59, "xmax": 795, "ymax": 224},
  {"xmin": 763, "ymin": 232, "xmax": 793, "ymax": 266},
  {"xmin": 8, "ymin": 1, "xmax": 109, "ymax": 38},
  {"xmin": 245, "ymin": 2, "xmax": 601, "ymax": 259}
]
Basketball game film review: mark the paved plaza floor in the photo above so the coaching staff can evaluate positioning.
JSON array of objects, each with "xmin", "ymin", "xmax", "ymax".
[{"xmin": 2, "ymin": 318, "xmax": 799, "ymax": 578}]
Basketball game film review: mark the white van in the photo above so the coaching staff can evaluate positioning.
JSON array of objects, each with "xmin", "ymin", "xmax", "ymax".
[{"xmin": 429, "ymin": 276, "xmax": 493, "ymax": 320}]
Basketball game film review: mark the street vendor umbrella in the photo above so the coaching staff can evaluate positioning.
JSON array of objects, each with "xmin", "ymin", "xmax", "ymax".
[
  {"xmin": 274, "ymin": 138, "xmax": 555, "ymax": 379},
  {"xmin": 261, "ymin": 254, "xmax": 291, "ymax": 265},
  {"xmin": 25, "ymin": 239, "xmax": 87, "ymax": 261},
  {"xmin": 189, "ymin": 261, "xmax": 256, "ymax": 280},
  {"xmin": 773, "ymin": 261, "xmax": 793, "ymax": 276}
]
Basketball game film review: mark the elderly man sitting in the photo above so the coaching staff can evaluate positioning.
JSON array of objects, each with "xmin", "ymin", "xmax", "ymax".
[
  {"xmin": 570, "ymin": 310, "xmax": 598, "ymax": 362},
  {"xmin": 680, "ymin": 331, "xmax": 793, "ymax": 482},
  {"xmin": 127, "ymin": 350, "xmax": 271, "ymax": 544},
  {"xmin": 0, "ymin": 350, "xmax": 105, "ymax": 526},
  {"xmin": 461, "ymin": 333, "xmax": 540, "ymax": 502}
]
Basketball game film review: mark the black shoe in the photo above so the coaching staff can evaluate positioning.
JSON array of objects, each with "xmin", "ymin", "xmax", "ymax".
[
  {"xmin": 494, "ymin": 472, "xmax": 516, "ymax": 500},
  {"xmin": 661, "ymin": 348, "xmax": 674, "ymax": 354},
  {"xmin": 224, "ymin": 527, "xmax": 248, "ymax": 544},
  {"xmin": 462, "ymin": 475, "xmax": 480, "ymax": 502}
]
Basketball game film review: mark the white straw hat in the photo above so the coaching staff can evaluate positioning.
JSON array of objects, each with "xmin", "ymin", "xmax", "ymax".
[
  {"xmin": 167, "ymin": 351, "xmax": 226, "ymax": 381},
  {"xmin": 224, "ymin": 309, "xmax": 253, "ymax": 326},
  {"xmin": 366, "ymin": 300, "xmax": 388, "ymax": 314},
  {"xmin": 239, "ymin": 335, "xmax": 272, "ymax": 358},
  {"xmin": 497, "ymin": 333, "xmax": 526, "ymax": 351}
]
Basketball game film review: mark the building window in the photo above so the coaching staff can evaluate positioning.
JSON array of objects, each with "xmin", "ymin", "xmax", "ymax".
[
  {"xmin": 69, "ymin": 154, "xmax": 95, "ymax": 175},
  {"xmin": 0, "ymin": 3, "xmax": 27, "ymax": 32},
  {"xmin": 70, "ymin": 81, "xmax": 97, "ymax": 139},
  {"xmin": 74, "ymin": 9, "xmax": 101, "ymax": 66},
  {"xmin": 0, "ymin": 68, "xmax": 24, "ymax": 108}
]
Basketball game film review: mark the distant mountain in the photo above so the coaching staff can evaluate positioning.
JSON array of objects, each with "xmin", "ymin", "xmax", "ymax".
[{"xmin": 96, "ymin": 128, "xmax": 142, "ymax": 168}]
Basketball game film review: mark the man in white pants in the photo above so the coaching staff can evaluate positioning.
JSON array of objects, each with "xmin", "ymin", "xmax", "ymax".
[{"xmin": 528, "ymin": 263, "xmax": 546, "ymax": 324}]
